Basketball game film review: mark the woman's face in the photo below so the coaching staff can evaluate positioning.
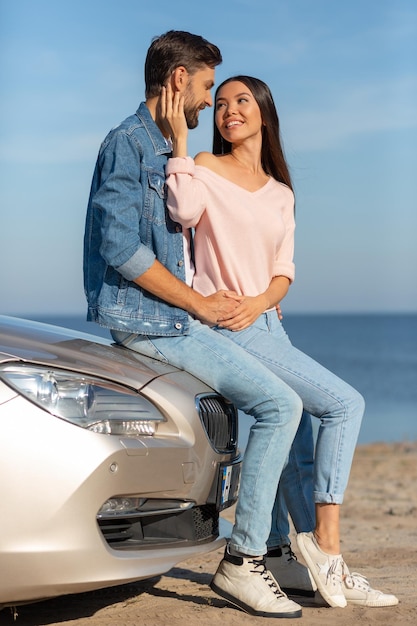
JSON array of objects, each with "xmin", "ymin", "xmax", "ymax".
[{"xmin": 215, "ymin": 80, "xmax": 263, "ymax": 143}]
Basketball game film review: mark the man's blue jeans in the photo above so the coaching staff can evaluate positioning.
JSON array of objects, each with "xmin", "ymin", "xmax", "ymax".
[
  {"xmin": 112, "ymin": 317, "xmax": 302, "ymax": 557},
  {"xmin": 271, "ymin": 411, "xmax": 316, "ymax": 547}
]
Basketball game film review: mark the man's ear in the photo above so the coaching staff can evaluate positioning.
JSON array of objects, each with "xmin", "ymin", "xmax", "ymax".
[{"xmin": 171, "ymin": 66, "xmax": 189, "ymax": 93}]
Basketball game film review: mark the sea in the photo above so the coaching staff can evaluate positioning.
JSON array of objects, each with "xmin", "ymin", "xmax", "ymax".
[{"xmin": 27, "ymin": 313, "xmax": 417, "ymax": 446}]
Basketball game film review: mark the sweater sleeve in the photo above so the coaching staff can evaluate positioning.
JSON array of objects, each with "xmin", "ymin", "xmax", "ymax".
[
  {"xmin": 273, "ymin": 187, "xmax": 295, "ymax": 282},
  {"xmin": 166, "ymin": 156, "xmax": 208, "ymax": 228}
]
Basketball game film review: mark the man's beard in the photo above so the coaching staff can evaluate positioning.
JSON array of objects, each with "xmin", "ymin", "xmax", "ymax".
[
  {"xmin": 184, "ymin": 106, "xmax": 200, "ymax": 129},
  {"xmin": 183, "ymin": 82, "xmax": 202, "ymax": 129}
]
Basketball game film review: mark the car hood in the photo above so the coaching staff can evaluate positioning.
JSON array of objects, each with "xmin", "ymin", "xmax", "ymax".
[{"xmin": 0, "ymin": 316, "xmax": 182, "ymax": 391}]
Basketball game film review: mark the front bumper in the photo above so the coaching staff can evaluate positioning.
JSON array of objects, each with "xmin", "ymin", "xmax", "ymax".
[{"xmin": 0, "ymin": 374, "xmax": 240, "ymax": 606}]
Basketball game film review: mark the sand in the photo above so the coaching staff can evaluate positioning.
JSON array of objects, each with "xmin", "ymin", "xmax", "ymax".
[{"xmin": 2, "ymin": 441, "xmax": 416, "ymax": 626}]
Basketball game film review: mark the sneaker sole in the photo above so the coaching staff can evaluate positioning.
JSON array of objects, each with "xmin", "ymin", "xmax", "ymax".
[
  {"xmin": 346, "ymin": 598, "xmax": 399, "ymax": 607},
  {"xmin": 281, "ymin": 586, "xmax": 316, "ymax": 598},
  {"xmin": 296, "ymin": 534, "xmax": 347, "ymax": 608},
  {"xmin": 210, "ymin": 581, "xmax": 302, "ymax": 618}
]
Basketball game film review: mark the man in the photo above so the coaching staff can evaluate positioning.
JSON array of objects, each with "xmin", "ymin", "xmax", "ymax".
[{"xmin": 84, "ymin": 30, "xmax": 303, "ymax": 619}]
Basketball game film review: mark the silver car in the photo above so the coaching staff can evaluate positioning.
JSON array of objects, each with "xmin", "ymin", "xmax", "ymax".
[{"xmin": 0, "ymin": 315, "xmax": 241, "ymax": 608}]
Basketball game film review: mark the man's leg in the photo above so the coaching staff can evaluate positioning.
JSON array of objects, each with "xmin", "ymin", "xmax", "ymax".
[
  {"xmin": 269, "ymin": 411, "xmax": 315, "ymax": 548},
  {"xmin": 113, "ymin": 319, "xmax": 302, "ymax": 555},
  {"xmin": 112, "ymin": 319, "xmax": 303, "ymax": 617},
  {"xmin": 266, "ymin": 411, "xmax": 317, "ymax": 596}
]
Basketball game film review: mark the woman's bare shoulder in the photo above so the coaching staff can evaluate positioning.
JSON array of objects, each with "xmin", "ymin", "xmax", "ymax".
[
  {"xmin": 194, "ymin": 152, "xmax": 228, "ymax": 174},
  {"xmin": 194, "ymin": 151, "xmax": 217, "ymax": 166}
]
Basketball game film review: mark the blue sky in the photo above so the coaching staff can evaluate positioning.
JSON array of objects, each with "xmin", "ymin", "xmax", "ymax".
[{"xmin": 1, "ymin": 0, "xmax": 416, "ymax": 316}]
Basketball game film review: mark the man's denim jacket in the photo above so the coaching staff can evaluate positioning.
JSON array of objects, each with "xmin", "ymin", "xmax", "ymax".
[{"xmin": 83, "ymin": 102, "xmax": 190, "ymax": 336}]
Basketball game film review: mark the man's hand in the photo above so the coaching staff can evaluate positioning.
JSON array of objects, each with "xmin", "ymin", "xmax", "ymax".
[
  {"xmin": 134, "ymin": 261, "xmax": 242, "ymax": 327},
  {"xmin": 194, "ymin": 290, "xmax": 241, "ymax": 326},
  {"xmin": 216, "ymin": 294, "xmax": 267, "ymax": 331},
  {"xmin": 217, "ymin": 296, "xmax": 284, "ymax": 331}
]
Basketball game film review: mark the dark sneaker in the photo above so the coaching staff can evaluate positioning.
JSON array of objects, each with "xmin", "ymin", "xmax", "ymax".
[
  {"xmin": 267, "ymin": 543, "xmax": 317, "ymax": 597},
  {"xmin": 210, "ymin": 548, "xmax": 302, "ymax": 618},
  {"xmin": 296, "ymin": 532, "xmax": 346, "ymax": 608},
  {"xmin": 342, "ymin": 563, "xmax": 399, "ymax": 607}
]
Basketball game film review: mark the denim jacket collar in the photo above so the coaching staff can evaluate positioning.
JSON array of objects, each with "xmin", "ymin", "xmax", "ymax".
[{"xmin": 135, "ymin": 102, "xmax": 172, "ymax": 156}]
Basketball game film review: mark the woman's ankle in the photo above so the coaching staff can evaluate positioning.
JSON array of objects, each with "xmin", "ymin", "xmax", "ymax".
[
  {"xmin": 313, "ymin": 530, "xmax": 341, "ymax": 555},
  {"xmin": 314, "ymin": 503, "xmax": 341, "ymax": 554}
]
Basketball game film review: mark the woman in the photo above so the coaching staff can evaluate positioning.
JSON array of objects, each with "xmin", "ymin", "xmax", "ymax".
[{"xmin": 163, "ymin": 76, "xmax": 398, "ymax": 609}]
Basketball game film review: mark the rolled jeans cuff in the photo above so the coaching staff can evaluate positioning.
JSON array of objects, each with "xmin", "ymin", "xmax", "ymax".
[{"xmin": 314, "ymin": 491, "xmax": 344, "ymax": 505}]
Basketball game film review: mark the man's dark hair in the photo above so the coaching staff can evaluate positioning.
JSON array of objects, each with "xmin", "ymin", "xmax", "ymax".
[{"xmin": 145, "ymin": 30, "xmax": 222, "ymax": 98}]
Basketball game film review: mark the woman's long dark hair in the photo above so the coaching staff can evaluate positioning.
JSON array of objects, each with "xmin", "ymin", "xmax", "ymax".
[{"xmin": 212, "ymin": 75, "xmax": 293, "ymax": 192}]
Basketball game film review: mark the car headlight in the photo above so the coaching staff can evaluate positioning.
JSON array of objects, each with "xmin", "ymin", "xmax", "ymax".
[{"xmin": 0, "ymin": 364, "xmax": 165, "ymax": 436}]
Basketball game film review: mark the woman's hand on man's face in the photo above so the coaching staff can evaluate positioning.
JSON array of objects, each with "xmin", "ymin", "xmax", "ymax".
[{"xmin": 158, "ymin": 83, "xmax": 188, "ymax": 142}]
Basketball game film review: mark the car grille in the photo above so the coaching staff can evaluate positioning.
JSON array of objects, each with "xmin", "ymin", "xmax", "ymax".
[
  {"xmin": 98, "ymin": 504, "xmax": 219, "ymax": 550},
  {"xmin": 196, "ymin": 394, "xmax": 238, "ymax": 453}
]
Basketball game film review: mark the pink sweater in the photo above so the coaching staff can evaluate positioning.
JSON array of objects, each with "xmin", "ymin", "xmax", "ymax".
[{"xmin": 166, "ymin": 156, "xmax": 295, "ymax": 299}]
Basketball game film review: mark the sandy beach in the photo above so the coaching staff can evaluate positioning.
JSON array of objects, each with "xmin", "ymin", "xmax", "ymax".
[{"xmin": 2, "ymin": 441, "xmax": 416, "ymax": 626}]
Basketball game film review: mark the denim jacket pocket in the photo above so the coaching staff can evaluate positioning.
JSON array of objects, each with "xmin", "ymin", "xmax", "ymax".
[
  {"xmin": 143, "ymin": 170, "xmax": 166, "ymax": 225},
  {"xmin": 147, "ymin": 171, "xmax": 165, "ymax": 199}
]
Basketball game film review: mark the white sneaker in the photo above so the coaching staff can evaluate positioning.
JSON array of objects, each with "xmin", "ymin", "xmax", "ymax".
[
  {"xmin": 342, "ymin": 563, "xmax": 399, "ymax": 607},
  {"xmin": 267, "ymin": 544, "xmax": 317, "ymax": 597},
  {"xmin": 296, "ymin": 532, "xmax": 346, "ymax": 608},
  {"xmin": 210, "ymin": 548, "xmax": 302, "ymax": 618}
]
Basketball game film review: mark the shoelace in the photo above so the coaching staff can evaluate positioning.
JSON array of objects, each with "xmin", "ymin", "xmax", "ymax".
[
  {"xmin": 282, "ymin": 543, "xmax": 298, "ymax": 563},
  {"xmin": 344, "ymin": 571, "xmax": 371, "ymax": 591},
  {"xmin": 326, "ymin": 557, "xmax": 343, "ymax": 586},
  {"xmin": 249, "ymin": 557, "xmax": 286, "ymax": 598},
  {"xmin": 341, "ymin": 560, "xmax": 374, "ymax": 592}
]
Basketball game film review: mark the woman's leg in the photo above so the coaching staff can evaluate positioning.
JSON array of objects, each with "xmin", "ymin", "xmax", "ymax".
[
  {"xmin": 315, "ymin": 503, "xmax": 341, "ymax": 553},
  {"xmin": 215, "ymin": 312, "xmax": 364, "ymax": 607},
  {"xmin": 216, "ymin": 312, "xmax": 364, "ymax": 512}
]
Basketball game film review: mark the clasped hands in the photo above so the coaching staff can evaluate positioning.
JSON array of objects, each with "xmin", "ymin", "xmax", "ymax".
[{"xmin": 203, "ymin": 291, "xmax": 282, "ymax": 331}]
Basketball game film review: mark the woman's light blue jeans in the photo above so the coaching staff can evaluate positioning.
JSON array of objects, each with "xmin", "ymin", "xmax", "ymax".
[
  {"xmin": 215, "ymin": 310, "xmax": 365, "ymax": 547},
  {"xmin": 112, "ymin": 317, "xmax": 302, "ymax": 557}
]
